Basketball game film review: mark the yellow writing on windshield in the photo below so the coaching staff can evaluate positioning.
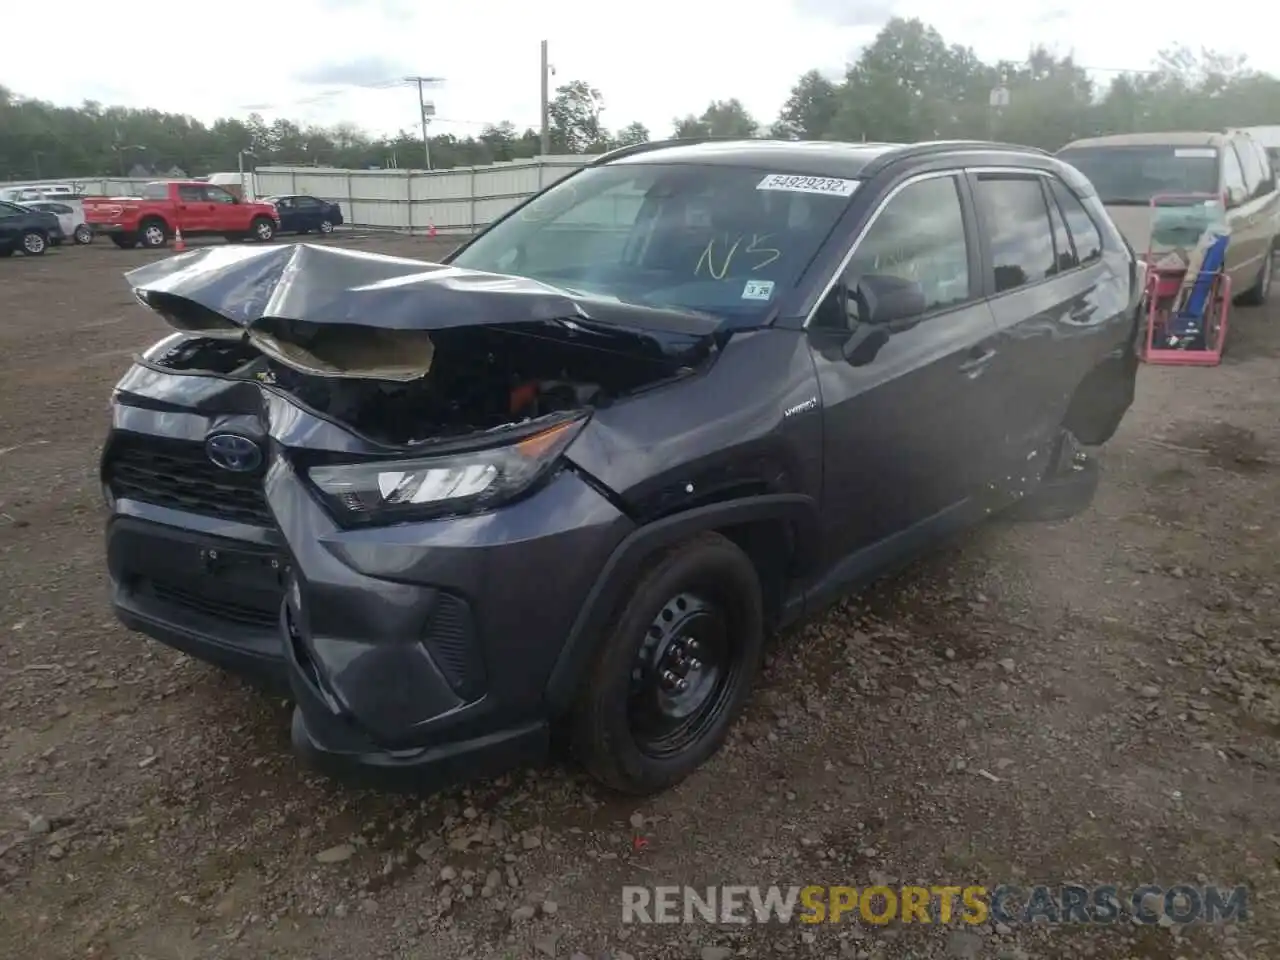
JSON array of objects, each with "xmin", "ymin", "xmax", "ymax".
[{"xmin": 695, "ymin": 233, "xmax": 782, "ymax": 279}]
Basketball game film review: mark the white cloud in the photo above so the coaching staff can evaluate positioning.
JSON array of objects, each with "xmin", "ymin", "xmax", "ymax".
[{"xmin": 3, "ymin": 0, "xmax": 1273, "ymax": 143}]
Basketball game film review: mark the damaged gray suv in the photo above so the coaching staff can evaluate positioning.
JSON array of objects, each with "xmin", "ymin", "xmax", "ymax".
[{"xmin": 102, "ymin": 139, "xmax": 1142, "ymax": 794}]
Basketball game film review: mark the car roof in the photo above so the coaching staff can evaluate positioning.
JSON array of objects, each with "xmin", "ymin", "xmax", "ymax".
[
  {"xmin": 595, "ymin": 138, "xmax": 1053, "ymax": 179},
  {"xmin": 1061, "ymin": 131, "xmax": 1230, "ymax": 150}
]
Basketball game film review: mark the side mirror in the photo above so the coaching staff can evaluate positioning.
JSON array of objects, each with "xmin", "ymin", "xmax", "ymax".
[
  {"xmin": 856, "ymin": 274, "xmax": 928, "ymax": 328},
  {"xmin": 1225, "ymin": 187, "xmax": 1244, "ymax": 209}
]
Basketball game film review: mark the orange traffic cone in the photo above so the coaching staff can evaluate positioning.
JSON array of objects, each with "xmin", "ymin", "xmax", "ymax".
[
  {"xmin": 428, "ymin": 220, "xmax": 437, "ymax": 238},
  {"xmin": 173, "ymin": 226, "xmax": 187, "ymax": 252}
]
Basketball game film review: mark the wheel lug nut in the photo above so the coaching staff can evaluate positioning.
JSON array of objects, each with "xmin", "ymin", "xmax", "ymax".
[
  {"xmin": 688, "ymin": 658, "xmax": 702, "ymax": 670},
  {"xmin": 676, "ymin": 678, "xmax": 689, "ymax": 692},
  {"xmin": 661, "ymin": 669, "xmax": 680, "ymax": 686}
]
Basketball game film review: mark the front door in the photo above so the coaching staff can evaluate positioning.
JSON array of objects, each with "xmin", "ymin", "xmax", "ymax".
[
  {"xmin": 0, "ymin": 201, "xmax": 23, "ymax": 250},
  {"xmin": 1221, "ymin": 142, "xmax": 1266, "ymax": 290},
  {"xmin": 809, "ymin": 171, "xmax": 1005, "ymax": 572},
  {"xmin": 176, "ymin": 184, "xmax": 212, "ymax": 233}
]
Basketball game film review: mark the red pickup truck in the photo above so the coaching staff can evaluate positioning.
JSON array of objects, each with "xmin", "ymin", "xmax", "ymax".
[{"xmin": 84, "ymin": 181, "xmax": 281, "ymax": 249}]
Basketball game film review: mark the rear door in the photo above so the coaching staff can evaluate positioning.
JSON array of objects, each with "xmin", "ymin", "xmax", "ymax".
[
  {"xmin": 809, "ymin": 170, "xmax": 1005, "ymax": 559},
  {"xmin": 969, "ymin": 169, "xmax": 1124, "ymax": 489},
  {"xmin": 294, "ymin": 196, "xmax": 325, "ymax": 231},
  {"xmin": 176, "ymin": 184, "xmax": 211, "ymax": 233}
]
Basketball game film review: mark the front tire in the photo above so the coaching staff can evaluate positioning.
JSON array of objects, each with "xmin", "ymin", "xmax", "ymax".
[
  {"xmin": 251, "ymin": 217, "xmax": 275, "ymax": 242},
  {"xmin": 21, "ymin": 230, "xmax": 47, "ymax": 256},
  {"xmin": 319, "ymin": 219, "xmax": 334, "ymax": 234},
  {"xmin": 571, "ymin": 532, "xmax": 764, "ymax": 795}
]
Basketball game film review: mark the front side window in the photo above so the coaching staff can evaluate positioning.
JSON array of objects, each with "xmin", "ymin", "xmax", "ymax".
[
  {"xmin": 203, "ymin": 186, "xmax": 236, "ymax": 204},
  {"xmin": 842, "ymin": 175, "xmax": 971, "ymax": 317},
  {"xmin": 1057, "ymin": 145, "xmax": 1220, "ymax": 205},
  {"xmin": 975, "ymin": 176, "xmax": 1056, "ymax": 293},
  {"xmin": 178, "ymin": 185, "xmax": 203, "ymax": 202},
  {"xmin": 450, "ymin": 162, "xmax": 858, "ymax": 328}
]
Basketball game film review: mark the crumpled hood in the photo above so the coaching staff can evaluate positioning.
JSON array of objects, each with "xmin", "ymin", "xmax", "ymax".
[{"xmin": 125, "ymin": 243, "xmax": 720, "ymax": 380}]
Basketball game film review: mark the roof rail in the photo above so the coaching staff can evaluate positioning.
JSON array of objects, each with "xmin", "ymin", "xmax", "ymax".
[
  {"xmin": 588, "ymin": 136, "xmax": 756, "ymax": 165},
  {"xmin": 859, "ymin": 139, "xmax": 1051, "ymax": 177}
]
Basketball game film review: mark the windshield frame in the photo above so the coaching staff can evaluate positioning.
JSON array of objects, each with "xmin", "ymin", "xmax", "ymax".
[
  {"xmin": 1057, "ymin": 144, "xmax": 1222, "ymax": 206},
  {"xmin": 445, "ymin": 160, "xmax": 861, "ymax": 330}
]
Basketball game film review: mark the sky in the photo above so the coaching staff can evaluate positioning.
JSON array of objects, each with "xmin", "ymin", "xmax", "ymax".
[{"xmin": 4, "ymin": 0, "xmax": 1275, "ymax": 142}]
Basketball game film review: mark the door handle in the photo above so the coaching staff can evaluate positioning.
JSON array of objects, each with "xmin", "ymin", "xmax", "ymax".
[
  {"xmin": 959, "ymin": 344, "xmax": 997, "ymax": 375},
  {"xmin": 177, "ymin": 204, "xmax": 188, "ymax": 210},
  {"xmin": 1069, "ymin": 305, "xmax": 1097, "ymax": 323}
]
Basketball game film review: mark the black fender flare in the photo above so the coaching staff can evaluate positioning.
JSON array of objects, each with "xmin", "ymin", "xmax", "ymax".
[{"xmin": 543, "ymin": 493, "xmax": 819, "ymax": 712}]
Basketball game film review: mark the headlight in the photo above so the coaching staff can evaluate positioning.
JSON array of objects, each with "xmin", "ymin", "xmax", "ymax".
[{"xmin": 307, "ymin": 416, "xmax": 586, "ymax": 525}]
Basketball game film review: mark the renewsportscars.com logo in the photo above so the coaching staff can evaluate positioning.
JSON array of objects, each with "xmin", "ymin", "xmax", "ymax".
[{"xmin": 621, "ymin": 884, "xmax": 1249, "ymax": 926}]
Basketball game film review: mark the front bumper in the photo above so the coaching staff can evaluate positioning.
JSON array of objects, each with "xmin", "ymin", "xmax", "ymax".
[{"xmin": 104, "ymin": 409, "xmax": 631, "ymax": 787}]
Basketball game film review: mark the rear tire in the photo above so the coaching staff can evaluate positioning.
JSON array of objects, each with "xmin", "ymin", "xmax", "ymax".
[
  {"xmin": 138, "ymin": 219, "xmax": 167, "ymax": 248},
  {"xmin": 319, "ymin": 219, "xmax": 334, "ymax": 234},
  {"xmin": 571, "ymin": 532, "xmax": 764, "ymax": 796},
  {"xmin": 74, "ymin": 224, "xmax": 93, "ymax": 244}
]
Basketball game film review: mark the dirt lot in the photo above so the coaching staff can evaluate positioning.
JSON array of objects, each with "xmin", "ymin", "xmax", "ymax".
[{"xmin": 1, "ymin": 234, "xmax": 1278, "ymax": 960}]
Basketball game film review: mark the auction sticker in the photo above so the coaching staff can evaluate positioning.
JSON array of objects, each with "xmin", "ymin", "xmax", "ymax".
[
  {"xmin": 742, "ymin": 279, "xmax": 775, "ymax": 300},
  {"xmin": 757, "ymin": 173, "xmax": 858, "ymax": 196}
]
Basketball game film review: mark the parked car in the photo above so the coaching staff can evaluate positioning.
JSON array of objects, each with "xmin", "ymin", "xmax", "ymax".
[
  {"xmin": 0, "ymin": 200, "xmax": 61, "ymax": 255},
  {"xmin": 1057, "ymin": 130, "xmax": 1280, "ymax": 304},
  {"xmin": 83, "ymin": 180, "xmax": 281, "ymax": 249},
  {"xmin": 20, "ymin": 198, "xmax": 92, "ymax": 245},
  {"xmin": 0, "ymin": 183, "xmax": 78, "ymax": 203},
  {"xmin": 103, "ymin": 139, "xmax": 1142, "ymax": 795},
  {"xmin": 264, "ymin": 195, "xmax": 345, "ymax": 235}
]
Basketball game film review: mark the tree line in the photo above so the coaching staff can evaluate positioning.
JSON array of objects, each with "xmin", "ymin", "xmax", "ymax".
[{"xmin": 3, "ymin": 17, "xmax": 1278, "ymax": 181}]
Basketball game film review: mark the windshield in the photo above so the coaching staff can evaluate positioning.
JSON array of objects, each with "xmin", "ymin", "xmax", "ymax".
[
  {"xmin": 1057, "ymin": 145, "xmax": 1219, "ymax": 205},
  {"xmin": 449, "ymin": 162, "xmax": 857, "ymax": 328}
]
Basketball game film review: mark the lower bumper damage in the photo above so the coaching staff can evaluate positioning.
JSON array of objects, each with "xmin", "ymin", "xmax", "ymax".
[{"xmin": 105, "ymin": 462, "xmax": 629, "ymax": 789}]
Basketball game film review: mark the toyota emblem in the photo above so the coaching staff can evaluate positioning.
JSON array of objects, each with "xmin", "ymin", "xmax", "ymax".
[{"xmin": 206, "ymin": 433, "xmax": 263, "ymax": 472}]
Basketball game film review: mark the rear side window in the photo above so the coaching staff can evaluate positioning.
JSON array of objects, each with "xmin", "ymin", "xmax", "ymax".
[
  {"xmin": 178, "ymin": 185, "xmax": 203, "ymax": 202},
  {"xmin": 975, "ymin": 176, "xmax": 1056, "ymax": 293},
  {"xmin": 1047, "ymin": 179, "xmax": 1102, "ymax": 265},
  {"xmin": 142, "ymin": 183, "xmax": 169, "ymax": 200}
]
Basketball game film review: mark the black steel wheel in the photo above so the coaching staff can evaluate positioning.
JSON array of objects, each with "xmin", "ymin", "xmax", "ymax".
[{"xmin": 571, "ymin": 532, "xmax": 764, "ymax": 795}]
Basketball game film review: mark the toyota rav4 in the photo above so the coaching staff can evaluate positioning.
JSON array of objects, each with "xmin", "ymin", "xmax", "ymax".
[{"xmin": 102, "ymin": 139, "xmax": 1143, "ymax": 795}]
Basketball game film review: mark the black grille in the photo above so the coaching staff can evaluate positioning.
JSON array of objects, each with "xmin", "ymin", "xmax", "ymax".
[
  {"xmin": 422, "ymin": 592, "xmax": 485, "ymax": 698},
  {"xmin": 105, "ymin": 433, "xmax": 273, "ymax": 527},
  {"xmin": 145, "ymin": 578, "xmax": 279, "ymax": 628}
]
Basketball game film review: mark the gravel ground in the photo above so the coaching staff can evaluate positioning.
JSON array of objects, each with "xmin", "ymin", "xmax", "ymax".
[{"xmin": 1, "ymin": 234, "xmax": 1278, "ymax": 960}]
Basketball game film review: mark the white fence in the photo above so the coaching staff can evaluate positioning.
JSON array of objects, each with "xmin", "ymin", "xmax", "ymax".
[
  {"xmin": 0, "ymin": 155, "xmax": 597, "ymax": 236},
  {"xmin": 253, "ymin": 157, "xmax": 592, "ymax": 235}
]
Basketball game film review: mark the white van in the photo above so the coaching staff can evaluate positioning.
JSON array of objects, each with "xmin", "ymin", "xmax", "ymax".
[{"xmin": 207, "ymin": 172, "xmax": 254, "ymax": 200}]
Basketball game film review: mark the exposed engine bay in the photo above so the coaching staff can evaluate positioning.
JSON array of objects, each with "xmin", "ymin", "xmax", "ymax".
[{"xmin": 148, "ymin": 321, "xmax": 711, "ymax": 446}]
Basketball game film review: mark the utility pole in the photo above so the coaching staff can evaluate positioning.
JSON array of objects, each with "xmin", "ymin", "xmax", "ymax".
[
  {"xmin": 404, "ymin": 75, "xmax": 445, "ymax": 170},
  {"xmin": 540, "ymin": 40, "xmax": 551, "ymax": 156}
]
